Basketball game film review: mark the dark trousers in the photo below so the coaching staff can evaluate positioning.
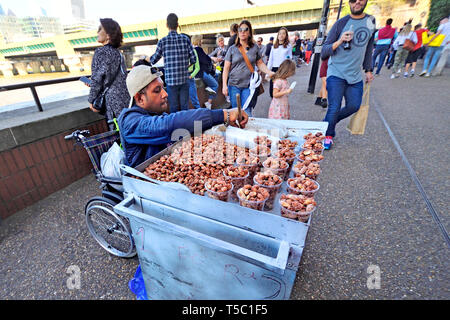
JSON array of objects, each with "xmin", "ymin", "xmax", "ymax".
[
  {"xmin": 269, "ymin": 67, "xmax": 279, "ymax": 98},
  {"xmin": 166, "ymin": 82, "xmax": 190, "ymax": 113},
  {"xmin": 372, "ymin": 44, "xmax": 390, "ymax": 75}
]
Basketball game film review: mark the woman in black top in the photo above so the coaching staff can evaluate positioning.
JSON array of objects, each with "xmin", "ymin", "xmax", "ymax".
[{"xmin": 88, "ymin": 18, "xmax": 130, "ymax": 129}]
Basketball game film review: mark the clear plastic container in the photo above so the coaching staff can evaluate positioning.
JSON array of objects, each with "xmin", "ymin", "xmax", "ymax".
[
  {"xmin": 249, "ymin": 146, "xmax": 271, "ymax": 165},
  {"xmin": 297, "ymin": 149, "xmax": 324, "ymax": 164},
  {"xmin": 292, "ymin": 163, "xmax": 320, "ymax": 180},
  {"xmin": 205, "ymin": 179, "xmax": 234, "ymax": 202},
  {"xmin": 286, "ymin": 178, "xmax": 320, "ymax": 197},
  {"xmin": 262, "ymin": 160, "xmax": 289, "ymax": 181},
  {"xmin": 253, "ymin": 175, "xmax": 283, "ymax": 210},
  {"xmin": 223, "ymin": 170, "xmax": 250, "ymax": 201},
  {"xmin": 237, "ymin": 187, "xmax": 269, "ymax": 211},
  {"xmin": 280, "ymin": 200, "xmax": 316, "ymax": 223}
]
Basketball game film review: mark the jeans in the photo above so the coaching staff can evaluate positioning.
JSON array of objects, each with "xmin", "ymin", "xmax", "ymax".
[
  {"xmin": 372, "ymin": 44, "xmax": 390, "ymax": 74},
  {"xmin": 423, "ymin": 46, "xmax": 444, "ymax": 74},
  {"xmin": 324, "ymin": 76, "xmax": 364, "ymax": 137},
  {"xmin": 434, "ymin": 43, "xmax": 450, "ymax": 75},
  {"xmin": 228, "ymin": 86, "xmax": 251, "ymax": 116},
  {"xmin": 166, "ymin": 82, "xmax": 190, "ymax": 113},
  {"xmin": 188, "ymin": 78, "xmax": 201, "ymax": 109},
  {"xmin": 201, "ymin": 71, "xmax": 219, "ymax": 100}
]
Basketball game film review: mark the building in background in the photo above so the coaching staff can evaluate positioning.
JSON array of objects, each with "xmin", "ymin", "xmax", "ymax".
[{"xmin": 61, "ymin": 0, "xmax": 96, "ymax": 34}]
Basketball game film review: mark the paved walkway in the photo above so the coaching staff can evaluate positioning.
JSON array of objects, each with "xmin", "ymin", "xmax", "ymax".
[{"xmin": 0, "ymin": 58, "xmax": 448, "ymax": 300}]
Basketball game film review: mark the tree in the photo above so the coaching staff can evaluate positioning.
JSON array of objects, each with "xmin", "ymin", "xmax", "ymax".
[{"xmin": 427, "ymin": 0, "xmax": 450, "ymax": 31}]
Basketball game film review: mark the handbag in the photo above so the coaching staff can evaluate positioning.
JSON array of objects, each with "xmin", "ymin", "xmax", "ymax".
[
  {"xmin": 347, "ymin": 84, "xmax": 370, "ymax": 135},
  {"xmin": 237, "ymin": 45, "xmax": 265, "ymax": 96},
  {"xmin": 92, "ymin": 53, "xmax": 124, "ymax": 115},
  {"xmin": 403, "ymin": 32, "xmax": 416, "ymax": 52}
]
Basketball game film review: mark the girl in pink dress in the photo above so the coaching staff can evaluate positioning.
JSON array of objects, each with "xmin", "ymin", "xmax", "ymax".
[{"xmin": 268, "ymin": 59, "xmax": 296, "ymax": 119}]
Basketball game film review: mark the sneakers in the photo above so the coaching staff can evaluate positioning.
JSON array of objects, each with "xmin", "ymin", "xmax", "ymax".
[
  {"xmin": 403, "ymin": 72, "xmax": 408, "ymax": 78},
  {"xmin": 419, "ymin": 71, "xmax": 427, "ymax": 77},
  {"xmin": 323, "ymin": 136, "xmax": 333, "ymax": 150},
  {"xmin": 390, "ymin": 74, "xmax": 399, "ymax": 79},
  {"xmin": 424, "ymin": 73, "xmax": 431, "ymax": 78},
  {"xmin": 320, "ymin": 98, "xmax": 328, "ymax": 108},
  {"xmin": 410, "ymin": 70, "xmax": 415, "ymax": 77},
  {"xmin": 204, "ymin": 101, "xmax": 212, "ymax": 109},
  {"xmin": 314, "ymin": 97, "xmax": 322, "ymax": 106},
  {"xmin": 205, "ymin": 87, "xmax": 216, "ymax": 95}
]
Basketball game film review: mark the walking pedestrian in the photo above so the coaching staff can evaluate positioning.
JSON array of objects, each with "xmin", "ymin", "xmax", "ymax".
[
  {"xmin": 292, "ymin": 32, "xmax": 303, "ymax": 67},
  {"xmin": 222, "ymin": 20, "xmax": 274, "ymax": 117},
  {"xmin": 320, "ymin": 0, "xmax": 376, "ymax": 150},
  {"xmin": 420, "ymin": 17, "xmax": 450, "ymax": 77},
  {"xmin": 268, "ymin": 59, "xmax": 296, "ymax": 120},
  {"xmin": 192, "ymin": 34, "xmax": 219, "ymax": 109},
  {"xmin": 149, "ymin": 13, "xmax": 196, "ymax": 113},
  {"xmin": 390, "ymin": 23, "xmax": 417, "ymax": 79},
  {"xmin": 372, "ymin": 18, "xmax": 397, "ymax": 75},
  {"xmin": 181, "ymin": 33, "xmax": 201, "ymax": 109},
  {"xmin": 404, "ymin": 24, "xmax": 428, "ymax": 77},
  {"xmin": 433, "ymin": 17, "xmax": 450, "ymax": 76},
  {"xmin": 264, "ymin": 36, "xmax": 274, "ymax": 65},
  {"xmin": 315, "ymin": 57, "xmax": 329, "ymax": 108},
  {"xmin": 267, "ymin": 27, "xmax": 292, "ymax": 98},
  {"xmin": 305, "ymin": 38, "xmax": 314, "ymax": 65},
  {"xmin": 228, "ymin": 23, "xmax": 239, "ymax": 48},
  {"xmin": 88, "ymin": 18, "xmax": 130, "ymax": 130}
]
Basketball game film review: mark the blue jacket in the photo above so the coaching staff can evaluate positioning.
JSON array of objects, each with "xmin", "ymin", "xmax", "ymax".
[{"xmin": 117, "ymin": 106, "xmax": 224, "ymax": 168}]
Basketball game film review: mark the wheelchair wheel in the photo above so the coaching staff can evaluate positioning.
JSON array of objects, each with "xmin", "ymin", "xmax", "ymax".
[{"xmin": 85, "ymin": 197, "xmax": 136, "ymax": 258}]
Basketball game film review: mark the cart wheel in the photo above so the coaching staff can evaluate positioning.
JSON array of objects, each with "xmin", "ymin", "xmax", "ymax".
[{"xmin": 85, "ymin": 197, "xmax": 136, "ymax": 258}]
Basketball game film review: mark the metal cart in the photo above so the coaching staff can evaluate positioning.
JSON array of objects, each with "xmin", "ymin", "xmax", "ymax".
[{"xmin": 114, "ymin": 118, "xmax": 327, "ymax": 299}]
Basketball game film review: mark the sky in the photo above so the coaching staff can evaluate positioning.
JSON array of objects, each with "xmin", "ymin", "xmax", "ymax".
[{"xmin": 0, "ymin": 0, "xmax": 300, "ymax": 26}]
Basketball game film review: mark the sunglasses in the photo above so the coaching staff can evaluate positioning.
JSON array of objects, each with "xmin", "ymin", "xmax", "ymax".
[
  {"xmin": 349, "ymin": 0, "xmax": 364, "ymax": 3},
  {"xmin": 238, "ymin": 27, "xmax": 249, "ymax": 33}
]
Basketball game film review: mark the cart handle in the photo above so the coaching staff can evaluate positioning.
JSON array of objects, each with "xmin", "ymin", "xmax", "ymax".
[{"xmin": 116, "ymin": 195, "xmax": 290, "ymax": 275}]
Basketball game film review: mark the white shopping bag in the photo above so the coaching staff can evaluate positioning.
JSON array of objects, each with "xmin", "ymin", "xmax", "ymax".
[{"xmin": 100, "ymin": 142, "xmax": 125, "ymax": 178}]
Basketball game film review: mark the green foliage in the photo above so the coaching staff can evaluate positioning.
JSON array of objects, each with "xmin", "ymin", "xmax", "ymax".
[{"xmin": 427, "ymin": 0, "xmax": 450, "ymax": 32}]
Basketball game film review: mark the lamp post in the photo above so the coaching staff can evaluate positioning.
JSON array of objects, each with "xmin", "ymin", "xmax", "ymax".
[{"xmin": 307, "ymin": 0, "xmax": 331, "ymax": 94}]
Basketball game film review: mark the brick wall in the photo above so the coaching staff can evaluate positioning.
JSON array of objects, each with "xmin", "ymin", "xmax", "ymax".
[{"xmin": 0, "ymin": 120, "xmax": 108, "ymax": 220}]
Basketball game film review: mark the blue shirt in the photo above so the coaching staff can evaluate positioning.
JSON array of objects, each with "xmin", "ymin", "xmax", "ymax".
[
  {"xmin": 150, "ymin": 31, "xmax": 197, "ymax": 86},
  {"xmin": 118, "ymin": 106, "xmax": 224, "ymax": 168},
  {"xmin": 322, "ymin": 14, "xmax": 376, "ymax": 84}
]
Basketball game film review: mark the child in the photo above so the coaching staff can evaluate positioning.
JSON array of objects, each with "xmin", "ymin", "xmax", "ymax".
[{"xmin": 268, "ymin": 59, "xmax": 296, "ymax": 119}]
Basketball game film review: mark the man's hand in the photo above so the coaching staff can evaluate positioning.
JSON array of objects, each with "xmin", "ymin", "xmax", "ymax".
[
  {"xmin": 226, "ymin": 109, "xmax": 249, "ymax": 128},
  {"xmin": 89, "ymin": 104, "xmax": 100, "ymax": 113},
  {"xmin": 222, "ymin": 85, "xmax": 228, "ymax": 97},
  {"xmin": 340, "ymin": 31, "xmax": 354, "ymax": 43},
  {"xmin": 365, "ymin": 71, "xmax": 374, "ymax": 84}
]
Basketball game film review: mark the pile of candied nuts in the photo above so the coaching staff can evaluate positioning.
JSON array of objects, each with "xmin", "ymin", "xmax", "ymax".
[
  {"xmin": 254, "ymin": 171, "xmax": 283, "ymax": 210},
  {"xmin": 287, "ymin": 177, "xmax": 318, "ymax": 193},
  {"xmin": 205, "ymin": 176, "xmax": 233, "ymax": 201},
  {"xmin": 297, "ymin": 149, "xmax": 324, "ymax": 162},
  {"xmin": 254, "ymin": 135, "xmax": 272, "ymax": 148},
  {"xmin": 293, "ymin": 161, "xmax": 321, "ymax": 179},
  {"xmin": 263, "ymin": 157, "xmax": 289, "ymax": 170},
  {"xmin": 237, "ymin": 184, "xmax": 270, "ymax": 211},
  {"xmin": 278, "ymin": 139, "xmax": 298, "ymax": 150},
  {"xmin": 280, "ymin": 194, "xmax": 317, "ymax": 221},
  {"xmin": 303, "ymin": 132, "xmax": 325, "ymax": 141},
  {"xmin": 302, "ymin": 139, "xmax": 324, "ymax": 152},
  {"xmin": 143, "ymin": 134, "xmax": 245, "ymax": 195}
]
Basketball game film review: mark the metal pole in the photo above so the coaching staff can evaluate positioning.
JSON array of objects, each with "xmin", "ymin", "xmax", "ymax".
[
  {"xmin": 337, "ymin": 0, "xmax": 344, "ymax": 20},
  {"xmin": 307, "ymin": 0, "xmax": 331, "ymax": 94},
  {"xmin": 30, "ymin": 86, "xmax": 43, "ymax": 112}
]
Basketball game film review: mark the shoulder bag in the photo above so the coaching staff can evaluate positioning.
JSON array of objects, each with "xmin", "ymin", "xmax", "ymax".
[
  {"xmin": 237, "ymin": 45, "xmax": 265, "ymax": 96},
  {"xmin": 93, "ymin": 52, "xmax": 124, "ymax": 115},
  {"xmin": 403, "ymin": 32, "xmax": 416, "ymax": 52}
]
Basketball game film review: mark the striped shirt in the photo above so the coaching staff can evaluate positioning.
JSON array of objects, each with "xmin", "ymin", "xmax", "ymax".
[{"xmin": 150, "ymin": 31, "xmax": 196, "ymax": 86}]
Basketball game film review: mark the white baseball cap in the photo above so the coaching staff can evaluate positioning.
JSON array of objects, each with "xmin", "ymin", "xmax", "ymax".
[{"xmin": 126, "ymin": 65, "xmax": 163, "ymax": 108}]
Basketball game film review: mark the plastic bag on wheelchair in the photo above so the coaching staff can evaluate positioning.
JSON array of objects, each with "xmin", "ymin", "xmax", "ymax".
[{"xmin": 100, "ymin": 142, "xmax": 125, "ymax": 178}]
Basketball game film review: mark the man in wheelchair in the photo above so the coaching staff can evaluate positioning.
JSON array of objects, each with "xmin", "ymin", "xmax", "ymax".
[{"xmin": 117, "ymin": 65, "xmax": 249, "ymax": 168}]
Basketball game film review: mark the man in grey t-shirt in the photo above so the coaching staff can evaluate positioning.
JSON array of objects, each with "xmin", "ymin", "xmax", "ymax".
[{"xmin": 321, "ymin": 0, "xmax": 376, "ymax": 149}]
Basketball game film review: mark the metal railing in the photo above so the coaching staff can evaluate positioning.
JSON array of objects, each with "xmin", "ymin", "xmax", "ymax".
[{"xmin": 0, "ymin": 75, "xmax": 89, "ymax": 112}]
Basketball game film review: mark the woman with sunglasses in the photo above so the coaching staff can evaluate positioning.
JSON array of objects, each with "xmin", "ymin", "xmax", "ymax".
[
  {"xmin": 222, "ymin": 20, "xmax": 274, "ymax": 116},
  {"xmin": 267, "ymin": 27, "xmax": 292, "ymax": 98},
  {"xmin": 88, "ymin": 18, "xmax": 130, "ymax": 130}
]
